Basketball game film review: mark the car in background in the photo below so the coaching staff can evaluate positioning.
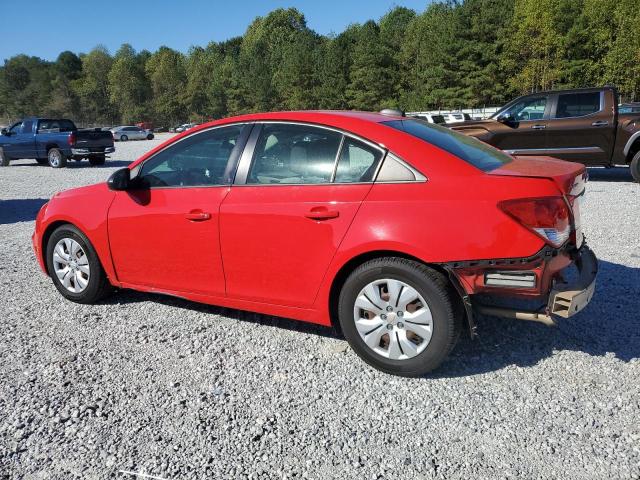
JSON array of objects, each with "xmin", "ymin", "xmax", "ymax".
[
  {"xmin": 0, "ymin": 117, "xmax": 114, "ymax": 168},
  {"xmin": 407, "ymin": 113, "xmax": 447, "ymax": 125},
  {"xmin": 110, "ymin": 126, "xmax": 154, "ymax": 141},
  {"xmin": 449, "ymin": 86, "xmax": 640, "ymax": 182},
  {"xmin": 136, "ymin": 121, "xmax": 154, "ymax": 131},
  {"xmin": 32, "ymin": 110, "xmax": 596, "ymax": 376},
  {"xmin": 442, "ymin": 112, "xmax": 473, "ymax": 124},
  {"xmin": 175, "ymin": 123, "xmax": 197, "ymax": 133},
  {"xmin": 619, "ymin": 103, "xmax": 640, "ymax": 114}
]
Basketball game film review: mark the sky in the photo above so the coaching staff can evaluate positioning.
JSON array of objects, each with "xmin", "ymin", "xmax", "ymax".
[{"xmin": 1, "ymin": 0, "xmax": 429, "ymax": 62}]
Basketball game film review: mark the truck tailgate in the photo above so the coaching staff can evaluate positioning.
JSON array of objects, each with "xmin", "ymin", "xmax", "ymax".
[{"xmin": 75, "ymin": 129, "xmax": 114, "ymax": 150}]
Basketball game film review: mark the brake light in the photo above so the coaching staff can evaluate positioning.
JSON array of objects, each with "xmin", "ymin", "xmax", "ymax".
[
  {"xmin": 498, "ymin": 197, "xmax": 571, "ymax": 247},
  {"xmin": 68, "ymin": 132, "xmax": 76, "ymax": 146}
]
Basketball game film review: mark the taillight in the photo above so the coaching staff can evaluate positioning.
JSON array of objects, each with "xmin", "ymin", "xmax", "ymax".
[
  {"xmin": 498, "ymin": 197, "xmax": 571, "ymax": 247},
  {"xmin": 68, "ymin": 132, "xmax": 76, "ymax": 146}
]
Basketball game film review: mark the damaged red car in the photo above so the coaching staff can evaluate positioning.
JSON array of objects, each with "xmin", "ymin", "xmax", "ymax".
[{"xmin": 32, "ymin": 111, "xmax": 597, "ymax": 376}]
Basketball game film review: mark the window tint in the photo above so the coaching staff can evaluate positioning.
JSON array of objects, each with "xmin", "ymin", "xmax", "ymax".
[
  {"xmin": 248, "ymin": 124, "xmax": 342, "ymax": 184},
  {"xmin": 334, "ymin": 138, "xmax": 382, "ymax": 183},
  {"xmin": 556, "ymin": 92, "xmax": 601, "ymax": 118},
  {"xmin": 383, "ymin": 119, "xmax": 512, "ymax": 172},
  {"xmin": 139, "ymin": 125, "xmax": 243, "ymax": 188},
  {"xmin": 21, "ymin": 121, "xmax": 33, "ymax": 134},
  {"xmin": 502, "ymin": 97, "xmax": 547, "ymax": 121}
]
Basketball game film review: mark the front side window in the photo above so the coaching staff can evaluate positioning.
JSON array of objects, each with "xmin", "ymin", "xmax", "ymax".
[
  {"xmin": 383, "ymin": 119, "xmax": 512, "ymax": 172},
  {"xmin": 502, "ymin": 97, "xmax": 547, "ymax": 121},
  {"xmin": 21, "ymin": 121, "xmax": 33, "ymax": 134},
  {"xmin": 555, "ymin": 92, "xmax": 601, "ymax": 118},
  {"xmin": 334, "ymin": 138, "xmax": 383, "ymax": 183},
  {"xmin": 247, "ymin": 124, "xmax": 342, "ymax": 184},
  {"xmin": 138, "ymin": 125, "xmax": 243, "ymax": 188}
]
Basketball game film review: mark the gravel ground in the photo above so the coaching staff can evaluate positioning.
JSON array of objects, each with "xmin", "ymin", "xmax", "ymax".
[{"xmin": 1, "ymin": 135, "xmax": 639, "ymax": 479}]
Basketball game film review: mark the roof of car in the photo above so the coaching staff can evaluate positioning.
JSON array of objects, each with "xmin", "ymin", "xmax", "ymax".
[{"xmin": 202, "ymin": 110, "xmax": 407, "ymax": 127}]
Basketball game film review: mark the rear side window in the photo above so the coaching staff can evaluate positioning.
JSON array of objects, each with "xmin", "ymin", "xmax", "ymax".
[
  {"xmin": 38, "ymin": 119, "xmax": 76, "ymax": 132},
  {"xmin": 382, "ymin": 119, "xmax": 512, "ymax": 172},
  {"xmin": 334, "ymin": 138, "xmax": 383, "ymax": 183},
  {"xmin": 247, "ymin": 124, "xmax": 342, "ymax": 184},
  {"xmin": 556, "ymin": 92, "xmax": 601, "ymax": 118}
]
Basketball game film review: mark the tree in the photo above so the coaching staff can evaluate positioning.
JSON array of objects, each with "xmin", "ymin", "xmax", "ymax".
[
  {"xmin": 146, "ymin": 46, "xmax": 187, "ymax": 126},
  {"xmin": 74, "ymin": 46, "xmax": 115, "ymax": 125},
  {"xmin": 108, "ymin": 44, "xmax": 151, "ymax": 123}
]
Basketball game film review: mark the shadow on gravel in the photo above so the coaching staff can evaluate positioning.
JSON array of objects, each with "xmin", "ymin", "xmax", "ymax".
[
  {"xmin": 437, "ymin": 259, "xmax": 640, "ymax": 377},
  {"xmin": 99, "ymin": 260, "xmax": 639, "ymax": 378},
  {"xmin": 0, "ymin": 198, "xmax": 48, "ymax": 225},
  {"xmin": 587, "ymin": 166, "xmax": 634, "ymax": 182}
]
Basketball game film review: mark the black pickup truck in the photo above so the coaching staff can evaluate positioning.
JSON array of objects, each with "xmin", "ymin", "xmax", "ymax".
[{"xmin": 0, "ymin": 117, "xmax": 115, "ymax": 168}]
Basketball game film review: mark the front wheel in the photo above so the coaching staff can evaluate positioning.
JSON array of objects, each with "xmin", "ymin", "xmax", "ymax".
[
  {"xmin": 45, "ymin": 225, "xmax": 113, "ymax": 303},
  {"xmin": 338, "ymin": 258, "xmax": 461, "ymax": 377},
  {"xmin": 631, "ymin": 151, "xmax": 640, "ymax": 183},
  {"xmin": 48, "ymin": 148, "xmax": 67, "ymax": 168}
]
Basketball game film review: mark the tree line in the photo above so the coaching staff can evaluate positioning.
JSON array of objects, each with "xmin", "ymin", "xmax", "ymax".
[{"xmin": 1, "ymin": 0, "xmax": 638, "ymax": 127}]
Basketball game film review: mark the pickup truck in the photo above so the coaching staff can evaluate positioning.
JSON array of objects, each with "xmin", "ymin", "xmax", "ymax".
[
  {"xmin": 0, "ymin": 117, "xmax": 115, "ymax": 168},
  {"xmin": 449, "ymin": 87, "xmax": 640, "ymax": 182}
]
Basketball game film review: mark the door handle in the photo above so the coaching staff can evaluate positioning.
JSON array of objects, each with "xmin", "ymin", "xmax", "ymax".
[
  {"xmin": 305, "ymin": 207, "xmax": 339, "ymax": 220},
  {"xmin": 531, "ymin": 124, "xmax": 546, "ymax": 130},
  {"xmin": 184, "ymin": 210, "xmax": 211, "ymax": 221},
  {"xmin": 591, "ymin": 120, "xmax": 609, "ymax": 127}
]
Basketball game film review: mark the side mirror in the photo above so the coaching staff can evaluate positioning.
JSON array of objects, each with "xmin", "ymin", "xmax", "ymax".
[
  {"xmin": 1, "ymin": 128, "xmax": 8, "ymax": 136},
  {"xmin": 497, "ymin": 112, "xmax": 515, "ymax": 124},
  {"xmin": 107, "ymin": 168, "xmax": 131, "ymax": 191}
]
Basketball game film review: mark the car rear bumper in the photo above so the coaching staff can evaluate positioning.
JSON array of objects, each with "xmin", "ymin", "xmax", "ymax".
[
  {"xmin": 71, "ymin": 146, "xmax": 115, "ymax": 155},
  {"xmin": 448, "ymin": 243, "xmax": 598, "ymax": 325}
]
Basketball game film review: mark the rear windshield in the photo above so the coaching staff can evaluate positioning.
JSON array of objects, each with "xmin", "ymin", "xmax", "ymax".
[
  {"xmin": 38, "ymin": 119, "xmax": 76, "ymax": 132},
  {"xmin": 382, "ymin": 119, "xmax": 512, "ymax": 172}
]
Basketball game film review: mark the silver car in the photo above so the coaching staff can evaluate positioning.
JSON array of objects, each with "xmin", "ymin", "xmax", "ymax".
[{"xmin": 110, "ymin": 126, "xmax": 154, "ymax": 141}]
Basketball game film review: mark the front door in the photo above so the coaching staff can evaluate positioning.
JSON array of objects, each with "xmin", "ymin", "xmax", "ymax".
[
  {"xmin": 107, "ymin": 124, "xmax": 248, "ymax": 296},
  {"xmin": 220, "ymin": 122, "xmax": 385, "ymax": 308},
  {"xmin": 491, "ymin": 95, "xmax": 550, "ymax": 152}
]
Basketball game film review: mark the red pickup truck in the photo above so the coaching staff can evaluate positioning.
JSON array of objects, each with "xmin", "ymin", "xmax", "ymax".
[{"xmin": 450, "ymin": 87, "xmax": 640, "ymax": 181}]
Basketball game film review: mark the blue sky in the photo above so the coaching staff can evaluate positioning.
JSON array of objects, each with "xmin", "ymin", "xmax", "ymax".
[{"xmin": 2, "ymin": 0, "xmax": 429, "ymax": 61}]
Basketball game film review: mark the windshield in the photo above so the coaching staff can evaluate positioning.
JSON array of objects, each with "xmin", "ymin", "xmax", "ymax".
[{"xmin": 382, "ymin": 119, "xmax": 512, "ymax": 172}]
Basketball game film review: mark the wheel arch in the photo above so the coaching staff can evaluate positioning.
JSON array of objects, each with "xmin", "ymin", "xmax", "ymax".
[
  {"xmin": 45, "ymin": 143, "xmax": 61, "ymax": 153},
  {"xmin": 626, "ymin": 136, "xmax": 640, "ymax": 163},
  {"xmin": 327, "ymin": 249, "xmax": 471, "ymax": 333}
]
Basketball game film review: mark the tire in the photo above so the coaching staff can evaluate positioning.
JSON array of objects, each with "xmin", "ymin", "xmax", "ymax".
[
  {"xmin": 120, "ymin": 135, "xmax": 128, "ymax": 142},
  {"xmin": 47, "ymin": 148, "xmax": 67, "ymax": 168},
  {"xmin": 88, "ymin": 155, "xmax": 105, "ymax": 166},
  {"xmin": 338, "ymin": 258, "xmax": 462, "ymax": 377},
  {"xmin": 45, "ymin": 224, "xmax": 113, "ymax": 304},
  {"xmin": 631, "ymin": 151, "xmax": 640, "ymax": 183},
  {"xmin": 0, "ymin": 148, "xmax": 9, "ymax": 167},
  {"xmin": 36, "ymin": 158, "xmax": 48, "ymax": 165},
  {"xmin": 147, "ymin": 134, "xmax": 154, "ymax": 140}
]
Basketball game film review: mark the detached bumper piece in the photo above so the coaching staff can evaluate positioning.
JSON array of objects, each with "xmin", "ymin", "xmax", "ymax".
[
  {"xmin": 476, "ymin": 245, "xmax": 598, "ymax": 326},
  {"xmin": 548, "ymin": 245, "xmax": 597, "ymax": 318}
]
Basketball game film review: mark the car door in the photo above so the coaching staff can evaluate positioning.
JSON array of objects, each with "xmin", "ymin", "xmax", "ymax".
[
  {"xmin": 3, "ymin": 120, "xmax": 35, "ymax": 159},
  {"xmin": 134, "ymin": 127, "xmax": 146, "ymax": 140},
  {"xmin": 107, "ymin": 123, "xmax": 250, "ymax": 296},
  {"xmin": 219, "ymin": 122, "xmax": 385, "ymax": 308},
  {"xmin": 1, "ymin": 122, "xmax": 23, "ymax": 159},
  {"xmin": 543, "ymin": 90, "xmax": 615, "ymax": 165},
  {"xmin": 490, "ymin": 95, "xmax": 551, "ymax": 152}
]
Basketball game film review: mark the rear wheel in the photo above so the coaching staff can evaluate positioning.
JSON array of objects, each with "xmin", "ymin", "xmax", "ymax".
[
  {"xmin": 120, "ymin": 134, "xmax": 128, "ymax": 142},
  {"xmin": 89, "ymin": 155, "xmax": 105, "ymax": 166},
  {"xmin": 48, "ymin": 148, "xmax": 67, "ymax": 168},
  {"xmin": 0, "ymin": 148, "xmax": 9, "ymax": 167},
  {"xmin": 146, "ymin": 133, "xmax": 154, "ymax": 140},
  {"xmin": 338, "ymin": 258, "xmax": 461, "ymax": 377},
  {"xmin": 46, "ymin": 225, "xmax": 113, "ymax": 303},
  {"xmin": 631, "ymin": 151, "xmax": 640, "ymax": 183}
]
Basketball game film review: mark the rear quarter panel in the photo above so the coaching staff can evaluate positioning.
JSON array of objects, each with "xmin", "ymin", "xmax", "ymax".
[
  {"xmin": 613, "ymin": 114, "xmax": 640, "ymax": 164},
  {"xmin": 35, "ymin": 132, "xmax": 73, "ymax": 157}
]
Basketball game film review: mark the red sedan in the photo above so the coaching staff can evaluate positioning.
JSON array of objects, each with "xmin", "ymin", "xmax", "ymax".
[{"xmin": 32, "ymin": 111, "xmax": 597, "ymax": 376}]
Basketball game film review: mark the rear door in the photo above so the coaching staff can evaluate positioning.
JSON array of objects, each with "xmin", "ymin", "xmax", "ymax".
[
  {"xmin": 544, "ymin": 90, "xmax": 615, "ymax": 165},
  {"xmin": 219, "ymin": 122, "xmax": 384, "ymax": 308}
]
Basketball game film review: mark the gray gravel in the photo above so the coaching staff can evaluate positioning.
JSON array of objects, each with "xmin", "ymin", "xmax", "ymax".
[{"xmin": 1, "ymin": 136, "xmax": 639, "ymax": 479}]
